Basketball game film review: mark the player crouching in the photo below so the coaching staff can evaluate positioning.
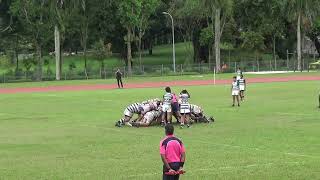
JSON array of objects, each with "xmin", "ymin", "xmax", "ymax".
[
  {"xmin": 115, "ymin": 101, "xmax": 160, "ymax": 127},
  {"xmin": 132, "ymin": 110, "xmax": 162, "ymax": 127},
  {"xmin": 189, "ymin": 104, "xmax": 215, "ymax": 123}
]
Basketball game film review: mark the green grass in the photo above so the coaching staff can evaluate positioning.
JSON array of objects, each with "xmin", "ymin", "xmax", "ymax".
[
  {"xmin": 1, "ymin": 71, "xmax": 319, "ymax": 88},
  {"xmin": 0, "ymin": 79, "xmax": 319, "ymax": 179}
]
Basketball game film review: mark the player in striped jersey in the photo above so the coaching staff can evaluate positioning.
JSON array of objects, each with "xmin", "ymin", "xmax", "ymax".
[
  {"xmin": 115, "ymin": 102, "xmax": 144, "ymax": 127},
  {"xmin": 161, "ymin": 87, "xmax": 173, "ymax": 126},
  {"xmin": 236, "ymin": 67, "xmax": 242, "ymax": 80},
  {"xmin": 132, "ymin": 110, "xmax": 162, "ymax": 127},
  {"xmin": 189, "ymin": 104, "xmax": 214, "ymax": 123},
  {"xmin": 231, "ymin": 76, "xmax": 240, "ymax": 107},
  {"xmin": 238, "ymin": 75, "xmax": 246, "ymax": 101},
  {"xmin": 179, "ymin": 89, "xmax": 191, "ymax": 128}
]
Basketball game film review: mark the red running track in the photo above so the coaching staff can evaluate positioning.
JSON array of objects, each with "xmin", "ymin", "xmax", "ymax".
[{"xmin": 0, "ymin": 76, "xmax": 319, "ymax": 94}]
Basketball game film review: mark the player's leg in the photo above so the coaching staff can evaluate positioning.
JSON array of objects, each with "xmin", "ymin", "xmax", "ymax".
[
  {"xmin": 167, "ymin": 111, "xmax": 173, "ymax": 124},
  {"xmin": 120, "ymin": 78, "xmax": 123, "ymax": 88},
  {"xmin": 236, "ymin": 94, "xmax": 240, "ymax": 106},
  {"xmin": 117, "ymin": 79, "xmax": 120, "ymax": 88},
  {"xmin": 180, "ymin": 113, "xmax": 185, "ymax": 128},
  {"xmin": 232, "ymin": 95, "xmax": 235, "ymax": 106},
  {"xmin": 185, "ymin": 113, "xmax": 191, "ymax": 128},
  {"xmin": 318, "ymin": 94, "xmax": 320, "ymax": 108}
]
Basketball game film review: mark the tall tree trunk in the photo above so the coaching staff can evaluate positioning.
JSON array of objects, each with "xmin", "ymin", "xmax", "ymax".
[
  {"xmin": 55, "ymin": 25, "xmax": 61, "ymax": 80},
  {"xmin": 297, "ymin": 12, "xmax": 302, "ymax": 71},
  {"xmin": 215, "ymin": 8, "xmax": 221, "ymax": 72},
  {"xmin": 84, "ymin": 43, "xmax": 88, "ymax": 79},
  {"xmin": 36, "ymin": 44, "xmax": 42, "ymax": 81},
  {"xmin": 138, "ymin": 31, "xmax": 142, "ymax": 69},
  {"xmin": 127, "ymin": 27, "xmax": 132, "ymax": 75},
  {"xmin": 314, "ymin": 38, "xmax": 320, "ymax": 57},
  {"xmin": 273, "ymin": 35, "xmax": 276, "ymax": 70}
]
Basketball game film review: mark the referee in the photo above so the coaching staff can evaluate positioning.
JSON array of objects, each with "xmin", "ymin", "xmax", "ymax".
[
  {"xmin": 115, "ymin": 69, "xmax": 123, "ymax": 88},
  {"xmin": 160, "ymin": 124, "xmax": 186, "ymax": 180}
]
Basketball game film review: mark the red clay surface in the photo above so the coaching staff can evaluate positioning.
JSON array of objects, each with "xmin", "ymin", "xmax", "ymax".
[{"xmin": 0, "ymin": 76, "xmax": 319, "ymax": 94}]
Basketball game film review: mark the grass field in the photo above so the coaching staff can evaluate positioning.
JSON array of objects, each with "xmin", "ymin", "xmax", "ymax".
[{"xmin": 0, "ymin": 77, "xmax": 319, "ymax": 179}]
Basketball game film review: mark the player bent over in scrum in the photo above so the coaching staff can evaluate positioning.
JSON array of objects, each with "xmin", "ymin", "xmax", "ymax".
[
  {"xmin": 116, "ymin": 103, "xmax": 143, "ymax": 127},
  {"xmin": 231, "ymin": 76, "xmax": 240, "ymax": 107},
  {"xmin": 189, "ymin": 104, "xmax": 214, "ymax": 123},
  {"xmin": 116, "ymin": 102, "xmax": 159, "ymax": 127},
  {"xmin": 179, "ymin": 89, "xmax": 191, "ymax": 128},
  {"xmin": 132, "ymin": 110, "xmax": 162, "ymax": 127}
]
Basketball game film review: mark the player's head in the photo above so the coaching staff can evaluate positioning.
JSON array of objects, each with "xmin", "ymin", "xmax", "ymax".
[
  {"xmin": 165, "ymin": 87, "xmax": 171, "ymax": 93},
  {"xmin": 233, "ymin": 76, "xmax": 237, "ymax": 81},
  {"xmin": 181, "ymin": 89, "xmax": 188, "ymax": 94},
  {"xmin": 165, "ymin": 124, "xmax": 174, "ymax": 135},
  {"xmin": 241, "ymin": 75, "xmax": 243, "ymax": 78},
  {"xmin": 238, "ymin": 67, "xmax": 241, "ymax": 70}
]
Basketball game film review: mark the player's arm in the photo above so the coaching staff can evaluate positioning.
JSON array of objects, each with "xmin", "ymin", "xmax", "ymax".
[{"xmin": 161, "ymin": 154, "xmax": 172, "ymax": 170}]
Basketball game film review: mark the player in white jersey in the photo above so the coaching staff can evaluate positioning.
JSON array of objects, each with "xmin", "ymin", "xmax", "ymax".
[
  {"xmin": 132, "ymin": 110, "xmax": 162, "ymax": 127},
  {"xmin": 189, "ymin": 104, "xmax": 214, "ymax": 123},
  {"xmin": 236, "ymin": 67, "xmax": 242, "ymax": 80},
  {"xmin": 238, "ymin": 75, "xmax": 246, "ymax": 101},
  {"xmin": 179, "ymin": 89, "xmax": 191, "ymax": 128},
  {"xmin": 161, "ymin": 87, "xmax": 173, "ymax": 126},
  {"xmin": 231, "ymin": 76, "xmax": 240, "ymax": 107},
  {"xmin": 116, "ymin": 102, "xmax": 143, "ymax": 127}
]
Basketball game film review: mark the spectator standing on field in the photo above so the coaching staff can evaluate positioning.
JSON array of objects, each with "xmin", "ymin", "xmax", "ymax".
[
  {"xmin": 115, "ymin": 69, "xmax": 123, "ymax": 88},
  {"xmin": 160, "ymin": 124, "xmax": 186, "ymax": 180}
]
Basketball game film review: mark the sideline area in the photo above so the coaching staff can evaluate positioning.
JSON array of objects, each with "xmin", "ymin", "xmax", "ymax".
[{"xmin": 0, "ymin": 73, "xmax": 319, "ymax": 94}]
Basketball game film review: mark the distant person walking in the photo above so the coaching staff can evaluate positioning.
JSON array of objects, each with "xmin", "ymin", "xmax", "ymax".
[
  {"xmin": 115, "ymin": 69, "xmax": 123, "ymax": 88},
  {"xmin": 160, "ymin": 124, "xmax": 186, "ymax": 180}
]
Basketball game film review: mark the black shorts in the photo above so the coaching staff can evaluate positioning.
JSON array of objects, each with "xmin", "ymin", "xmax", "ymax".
[
  {"xmin": 171, "ymin": 102, "xmax": 179, "ymax": 113},
  {"xmin": 163, "ymin": 162, "xmax": 181, "ymax": 180}
]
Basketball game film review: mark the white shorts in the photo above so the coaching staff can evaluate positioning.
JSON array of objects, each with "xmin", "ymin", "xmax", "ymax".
[
  {"xmin": 180, "ymin": 104, "xmax": 190, "ymax": 114},
  {"xmin": 239, "ymin": 85, "xmax": 245, "ymax": 91},
  {"xmin": 232, "ymin": 90, "xmax": 239, "ymax": 96},
  {"xmin": 162, "ymin": 104, "xmax": 172, "ymax": 113},
  {"xmin": 124, "ymin": 109, "xmax": 133, "ymax": 117}
]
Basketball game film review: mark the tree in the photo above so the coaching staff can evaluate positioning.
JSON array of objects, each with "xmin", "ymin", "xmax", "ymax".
[
  {"xmin": 92, "ymin": 39, "xmax": 111, "ymax": 78},
  {"xmin": 136, "ymin": 0, "xmax": 159, "ymax": 68},
  {"xmin": 10, "ymin": 0, "xmax": 52, "ymax": 81},
  {"xmin": 241, "ymin": 31, "xmax": 265, "ymax": 71},
  {"xmin": 286, "ymin": 0, "xmax": 320, "ymax": 70},
  {"xmin": 118, "ymin": 0, "xmax": 142, "ymax": 75},
  {"xmin": 169, "ymin": 0, "xmax": 204, "ymax": 63},
  {"xmin": 202, "ymin": 0, "xmax": 233, "ymax": 72}
]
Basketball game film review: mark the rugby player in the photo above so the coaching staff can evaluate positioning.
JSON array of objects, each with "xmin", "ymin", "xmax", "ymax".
[
  {"xmin": 238, "ymin": 75, "xmax": 246, "ymax": 101},
  {"xmin": 171, "ymin": 92, "xmax": 181, "ymax": 123},
  {"xmin": 132, "ymin": 110, "xmax": 162, "ymax": 127},
  {"xmin": 231, "ymin": 76, "xmax": 240, "ymax": 107},
  {"xmin": 115, "ymin": 101, "xmax": 159, "ymax": 127},
  {"xmin": 115, "ymin": 102, "xmax": 143, "ymax": 127},
  {"xmin": 189, "ymin": 104, "xmax": 214, "ymax": 123},
  {"xmin": 236, "ymin": 67, "xmax": 242, "ymax": 80},
  {"xmin": 179, "ymin": 89, "xmax": 191, "ymax": 128},
  {"xmin": 161, "ymin": 87, "xmax": 173, "ymax": 126}
]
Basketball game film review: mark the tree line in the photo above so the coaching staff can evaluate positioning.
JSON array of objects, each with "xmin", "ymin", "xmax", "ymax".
[{"xmin": 0, "ymin": 0, "xmax": 320, "ymax": 80}]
